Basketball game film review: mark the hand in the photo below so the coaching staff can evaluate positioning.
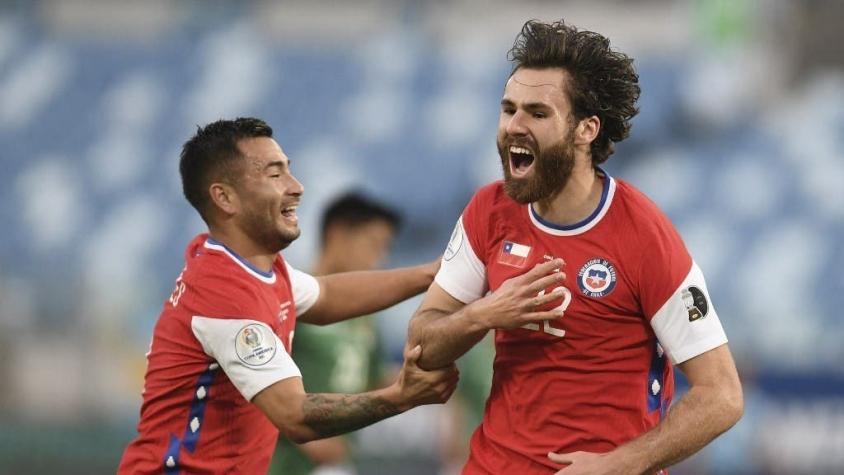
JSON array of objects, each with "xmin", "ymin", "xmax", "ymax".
[
  {"xmin": 394, "ymin": 345, "xmax": 459, "ymax": 410},
  {"xmin": 474, "ymin": 258, "xmax": 567, "ymax": 330},
  {"xmin": 548, "ymin": 450, "xmax": 631, "ymax": 475}
]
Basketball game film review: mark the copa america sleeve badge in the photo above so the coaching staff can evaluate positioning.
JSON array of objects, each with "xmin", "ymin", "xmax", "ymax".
[{"xmin": 235, "ymin": 323, "xmax": 278, "ymax": 366}]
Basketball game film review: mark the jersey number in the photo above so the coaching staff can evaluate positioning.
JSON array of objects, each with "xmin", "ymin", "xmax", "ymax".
[{"xmin": 521, "ymin": 285, "xmax": 572, "ymax": 337}]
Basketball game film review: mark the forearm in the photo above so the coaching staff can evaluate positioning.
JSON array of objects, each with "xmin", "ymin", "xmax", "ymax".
[
  {"xmin": 304, "ymin": 265, "xmax": 435, "ymax": 325},
  {"xmin": 408, "ymin": 306, "xmax": 488, "ymax": 370},
  {"xmin": 295, "ymin": 387, "xmax": 404, "ymax": 442},
  {"xmin": 610, "ymin": 384, "xmax": 743, "ymax": 474}
]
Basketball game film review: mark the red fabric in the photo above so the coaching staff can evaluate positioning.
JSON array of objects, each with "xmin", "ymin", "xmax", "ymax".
[
  {"xmin": 459, "ymin": 179, "xmax": 689, "ymax": 474},
  {"xmin": 118, "ymin": 234, "xmax": 297, "ymax": 474}
]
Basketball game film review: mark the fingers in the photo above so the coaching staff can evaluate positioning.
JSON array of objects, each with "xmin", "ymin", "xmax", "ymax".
[
  {"xmin": 404, "ymin": 344, "xmax": 422, "ymax": 366},
  {"xmin": 548, "ymin": 451, "xmax": 582, "ymax": 464},
  {"xmin": 527, "ymin": 271, "xmax": 567, "ymax": 294},
  {"xmin": 533, "ymin": 286, "xmax": 568, "ymax": 307},
  {"xmin": 521, "ymin": 258, "xmax": 564, "ymax": 281},
  {"xmin": 520, "ymin": 309, "xmax": 564, "ymax": 324},
  {"xmin": 548, "ymin": 451, "xmax": 595, "ymax": 465}
]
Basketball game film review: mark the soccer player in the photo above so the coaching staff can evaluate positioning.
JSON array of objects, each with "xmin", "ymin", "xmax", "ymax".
[
  {"xmin": 118, "ymin": 118, "xmax": 458, "ymax": 474},
  {"xmin": 407, "ymin": 20, "xmax": 743, "ymax": 475},
  {"xmin": 271, "ymin": 192, "xmax": 402, "ymax": 475}
]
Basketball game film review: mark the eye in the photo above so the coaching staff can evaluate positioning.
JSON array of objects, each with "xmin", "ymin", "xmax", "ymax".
[
  {"xmin": 501, "ymin": 106, "xmax": 515, "ymax": 116},
  {"xmin": 532, "ymin": 112, "xmax": 547, "ymax": 119}
]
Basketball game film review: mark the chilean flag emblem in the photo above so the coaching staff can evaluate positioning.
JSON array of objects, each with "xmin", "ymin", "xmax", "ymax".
[{"xmin": 497, "ymin": 241, "xmax": 531, "ymax": 267}]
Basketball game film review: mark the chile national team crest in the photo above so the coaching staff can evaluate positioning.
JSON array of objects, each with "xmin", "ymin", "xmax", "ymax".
[{"xmin": 577, "ymin": 258, "xmax": 617, "ymax": 298}]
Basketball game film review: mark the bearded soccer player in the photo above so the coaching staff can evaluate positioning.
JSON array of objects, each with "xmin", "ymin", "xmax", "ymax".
[
  {"xmin": 407, "ymin": 20, "xmax": 743, "ymax": 475},
  {"xmin": 118, "ymin": 118, "xmax": 458, "ymax": 474}
]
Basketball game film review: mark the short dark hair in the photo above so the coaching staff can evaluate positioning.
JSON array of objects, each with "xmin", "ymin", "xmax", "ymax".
[
  {"xmin": 508, "ymin": 19, "xmax": 640, "ymax": 165},
  {"xmin": 179, "ymin": 117, "xmax": 273, "ymax": 222},
  {"xmin": 320, "ymin": 192, "xmax": 402, "ymax": 240}
]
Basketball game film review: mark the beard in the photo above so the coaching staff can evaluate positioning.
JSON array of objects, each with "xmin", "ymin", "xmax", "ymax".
[
  {"xmin": 239, "ymin": 207, "xmax": 300, "ymax": 253},
  {"xmin": 498, "ymin": 132, "xmax": 576, "ymax": 204}
]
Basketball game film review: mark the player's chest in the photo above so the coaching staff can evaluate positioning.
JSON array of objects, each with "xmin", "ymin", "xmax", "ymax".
[{"xmin": 485, "ymin": 229, "xmax": 640, "ymax": 325}]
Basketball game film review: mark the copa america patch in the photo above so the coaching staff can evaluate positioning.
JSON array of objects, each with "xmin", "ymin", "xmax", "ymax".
[
  {"xmin": 235, "ymin": 323, "xmax": 277, "ymax": 366},
  {"xmin": 577, "ymin": 258, "xmax": 617, "ymax": 298},
  {"xmin": 443, "ymin": 220, "xmax": 464, "ymax": 261}
]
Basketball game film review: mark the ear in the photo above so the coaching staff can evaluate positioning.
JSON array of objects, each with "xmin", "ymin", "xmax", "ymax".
[
  {"xmin": 573, "ymin": 115, "xmax": 600, "ymax": 146},
  {"xmin": 208, "ymin": 182, "xmax": 239, "ymax": 216}
]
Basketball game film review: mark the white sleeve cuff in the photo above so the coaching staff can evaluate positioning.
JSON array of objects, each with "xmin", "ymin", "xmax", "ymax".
[
  {"xmin": 434, "ymin": 217, "xmax": 487, "ymax": 304},
  {"xmin": 286, "ymin": 263, "xmax": 321, "ymax": 316},
  {"xmin": 649, "ymin": 261, "xmax": 728, "ymax": 365},
  {"xmin": 191, "ymin": 316, "xmax": 302, "ymax": 401}
]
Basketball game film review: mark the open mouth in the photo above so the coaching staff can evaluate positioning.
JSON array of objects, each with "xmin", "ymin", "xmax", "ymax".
[
  {"xmin": 281, "ymin": 204, "xmax": 298, "ymax": 223},
  {"xmin": 509, "ymin": 145, "xmax": 535, "ymax": 177}
]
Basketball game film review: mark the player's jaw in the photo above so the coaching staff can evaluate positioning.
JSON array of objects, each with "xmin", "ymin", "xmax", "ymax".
[
  {"xmin": 239, "ymin": 196, "xmax": 301, "ymax": 253},
  {"xmin": 498, "ymin": 133, "xmax": 576, "ymax": 204},
  {"xmin": 272, "ymin": 198, "xmax": 301, "ymax": 250}
]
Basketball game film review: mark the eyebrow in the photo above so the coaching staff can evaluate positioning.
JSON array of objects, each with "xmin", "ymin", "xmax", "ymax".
[
  {"xmin": 264, "ymin": 160, "xmax": 288, "ymax": 170},
  {"xmin": 500, "ymin": 98, "xmax": 552, "ymax": 111}
]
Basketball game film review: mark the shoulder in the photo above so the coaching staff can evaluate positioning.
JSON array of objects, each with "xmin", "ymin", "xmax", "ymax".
[
  {"xmin": 463, "ymin": 180, "xmax": 521, "ymax": 222},
  {"xmin": 469, "ymin": 180, "xmax": 510, "ymax": 208},
  {"xmin": 611, "ymin": 178, "xmax": 681, "ymax": 245},
  {"xmin": 179, "ymin": 242, "xmax": 267, "ymax": 319}
]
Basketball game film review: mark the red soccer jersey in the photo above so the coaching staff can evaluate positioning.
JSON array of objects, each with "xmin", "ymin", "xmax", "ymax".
[
  {"xmin": 118, "ymin": 234, "xmax": 319, "ymax": 474},
  {"xmin": 435, "ymin": 173, "xmax": 727, "ymax": 474}
]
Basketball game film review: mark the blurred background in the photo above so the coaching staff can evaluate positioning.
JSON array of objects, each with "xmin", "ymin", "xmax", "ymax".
[{"xmin": 1, "ymin": 0, "xmax": 843, "ymax": 473}]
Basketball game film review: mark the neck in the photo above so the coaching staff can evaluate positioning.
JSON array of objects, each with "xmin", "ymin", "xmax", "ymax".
[
  {"xmin": 208, "ymin": 225, "xmax": 276, "ymax": 273},
  {"xmin": 533, "ymin": 163, "xmax": 604, "ymax": 227}
]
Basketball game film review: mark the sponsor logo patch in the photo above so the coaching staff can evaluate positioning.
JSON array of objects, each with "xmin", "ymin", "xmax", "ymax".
[
  {"xmin": 577, "ymin": 258, "xmax": 617, "ymax": 298},
  {"xmin": 235, "ymin": 323, "xmax": 277, "ymax": 366},
  {"xmin": 682, "ymin": 285, "xmax": 709, "ymax": 322}
]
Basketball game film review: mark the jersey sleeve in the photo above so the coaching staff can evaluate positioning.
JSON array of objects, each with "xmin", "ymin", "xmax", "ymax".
[
  {"xmin": 638, "ymin": 213, "xmax": 728, "ymax": 365},
  {"xmin": 649, "ymin": 262, "xmax": 727, "ymax": 364},
  {"xmin": 191, "ymin": 316, "xmax": 301, "ymax": 400},
  {"xmin": 285, "ymin": 262, "xmax": 320, "ymax": 315},
  {"xmin": 183, "ymin": 274, "xmax": 302, "ymax": 401},
  {"xmin": 435, "ymin": 192, "xmax": 490, "ymax": 303}
]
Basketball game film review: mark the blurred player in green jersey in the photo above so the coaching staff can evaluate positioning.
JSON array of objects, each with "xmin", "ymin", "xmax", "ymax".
[{"xmin": 271, "ymin": 192, "xmax": 401, "ymax": 475}]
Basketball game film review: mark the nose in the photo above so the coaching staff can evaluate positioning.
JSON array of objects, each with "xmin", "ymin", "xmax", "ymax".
[
  {"xmin": 285, "ymin": 173, "xmax": 304, "ymax": 197},
  {"xmin": 505, "ymin": 111, "xmax": 529, "ymax": 137}
]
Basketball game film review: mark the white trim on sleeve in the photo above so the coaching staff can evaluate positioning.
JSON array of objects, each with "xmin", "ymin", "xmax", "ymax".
[
  {"xmin": 434, "ymin": 216, "xmax": 488, "ymax": 304},
  {"xmin": 649, "ymin": 261, "xmax": 728, "ymax": 364},
  {"xmin": 286, "ymin": 263, "xmax": 320, "ymax": 316},
  {"xmin": 191, "ymin": 316, "xmax": 301, "ymax": 401}
]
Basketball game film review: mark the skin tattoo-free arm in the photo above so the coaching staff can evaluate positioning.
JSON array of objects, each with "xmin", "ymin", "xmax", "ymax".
[{"xmin": 548, "ymin": 344, "xmax": 744, "ymax": 475}]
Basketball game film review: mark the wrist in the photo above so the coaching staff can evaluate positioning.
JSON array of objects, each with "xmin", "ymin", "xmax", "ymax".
[
  {"xmin": 606, "ymin": 446, "xmax": 650, "ymax": 475},
  {"xmin": 463, "ymin": 299, "xmax": 491, "ymax": 332},
  {"xmin": 380, "ymin": 383, "xmax": 411, "ymax": 413}
]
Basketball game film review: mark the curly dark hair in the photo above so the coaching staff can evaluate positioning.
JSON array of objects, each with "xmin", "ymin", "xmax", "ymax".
[
  {"xmin": 180, "ymin": 117, "xmax": 273, "ymax": 222},
  {"xmin": 508, "ymin": 19, "xmax": 640, "ymax": 165}
]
